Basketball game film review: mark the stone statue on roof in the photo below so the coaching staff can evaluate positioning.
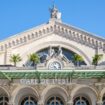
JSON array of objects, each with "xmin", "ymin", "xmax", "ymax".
[{"xmin": 49, "ymin": 4, "xmax": 61, "ymax": 20}]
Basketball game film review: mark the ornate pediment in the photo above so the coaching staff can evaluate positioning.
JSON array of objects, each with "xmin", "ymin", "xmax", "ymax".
[{"xmin": 0, "ymin": 20, "xmax": 105, "ymax": 53}]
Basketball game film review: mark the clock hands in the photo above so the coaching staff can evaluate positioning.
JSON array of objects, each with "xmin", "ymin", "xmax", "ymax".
[{"xmin": 49, "ymin": 61, "xmax": 61, "ymax": 70}]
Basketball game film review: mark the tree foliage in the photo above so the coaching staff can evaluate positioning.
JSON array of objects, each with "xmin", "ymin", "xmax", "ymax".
[
  {"xmin": 10, "ymin": 54, "xmax": 22, "ymax": 66},
  {"xmin": 73, "ymin": 54, "xmax": 83, "ymax": 66},
  {"xmin": 92, "ymin": 54, "xmax": 103, "ymax": 66},
  {"xmin": 28, "ymin": 53, "xmax": 40, "ymax": 68}
]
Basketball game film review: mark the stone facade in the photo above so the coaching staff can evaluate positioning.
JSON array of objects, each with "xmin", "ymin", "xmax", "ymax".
[
  {"xmin": 0, "ymin": 79, "xmax": 105, "ymax": 105},
  {"xmin": 0, "ymin": 4, "xmax": 105, "ymax": 105},
  {"xmin": 0, "ymin": 20, "xmax": 105, "ymax": 66}
]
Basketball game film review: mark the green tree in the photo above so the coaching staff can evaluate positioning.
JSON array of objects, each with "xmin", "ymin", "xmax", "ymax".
[
  {"xmin": 92, "ymin": 54, "xmax": 103, "ymax": 66},
  {"xmin": 73, "ymin": 54, "xmax": 83, "ymax": 66},
  {"xmin": 28, "ymin": 53, "xmax": 40, "ymax": 69},
  {"xmin": 10, "ymin": 54, "xmax": 22, "ymax": 66}
]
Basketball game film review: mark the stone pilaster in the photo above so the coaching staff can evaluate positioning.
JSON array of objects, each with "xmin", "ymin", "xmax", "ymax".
[
  {"xmin": 95, "ymin": 83, "xmax": 103, "ymax": 105},
  {"xmin": 67, "ymin": 100, "xmax": 73, "ymax": 105},
  {"xmin": 96, "ymin": 101, "xmax": 103, "ymax": 105},
  {"xmin": 38, "ymin": 100, "xmax": 44, "ymax": 105},
  {"xmin": 4, "ymin": 49, "xmax": 7, "ymax": 65},
  {"xmin": 38, "ymin": 103, "xmax": 44, "ymax": 105},
  {"xmin": 6, "ymin": 49, "xmax": 11, "ymax": 64},
  {"xmin": 8, "ymin": 102, "xmax": 14, "ymax": 105}
]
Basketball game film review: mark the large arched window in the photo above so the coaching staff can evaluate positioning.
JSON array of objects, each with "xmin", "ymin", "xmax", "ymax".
[
  {"xmin": 25, "ymin": 47, "xmax": 86, "ymax": 67},
  {"xmin": 46, "ymin": 96, "xmax": 64, "ymax": 105},
  {"xmin": 74, "ymin": 96, "xmax": 90, "ymax": 105},
  {"xmin": 0, "ymin": 95, "xmax": 9, "ymax": 105},
  {"xmin": 20, "ymin": 96, "xmax": 37, "ymax": 105}
]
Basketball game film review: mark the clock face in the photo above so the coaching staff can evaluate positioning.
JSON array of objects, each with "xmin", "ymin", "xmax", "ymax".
[{"xmin": 48, "ymin": 61, "xmax": 61, "ymax": 70}]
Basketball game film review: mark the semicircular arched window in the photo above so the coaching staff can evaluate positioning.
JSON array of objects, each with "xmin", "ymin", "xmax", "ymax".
[
  {"xmin": 20, "ymin": 96, "xmax": 37, "ymax": 105},
  {"xmin": 74, "ymin": 96, "xmax": 90, "ymax": 105},
  {"xmin": 46, "ymin": 96, "xmax": 64, "ymax": 105},
  {"xmin": 0, "ymin": 95, "xmax": 9, "ymax": 105}
]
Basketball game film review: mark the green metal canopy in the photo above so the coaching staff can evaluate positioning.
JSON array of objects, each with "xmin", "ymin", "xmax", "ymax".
[{"xmin": 0, "ymin": 70, "xmax": 105, "ymax": 81}]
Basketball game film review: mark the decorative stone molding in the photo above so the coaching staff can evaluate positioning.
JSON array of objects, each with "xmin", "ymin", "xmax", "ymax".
[
  {"xmin": 8, "ymin": 102, "xmax": 14, "ymax": 105},
  {"xmin": 38, "ymin": 100, "xmax": 44, "ymax": 105},
  {"xmin": 96, "ymin": 100, "xmax": 103, "ymax": 105},
  {"xmin": 0, "ymin": 20, "xmax": 105, "ymax": 66},
  {"xmin": 21, "ymin": 40, "xmax": 91, "ymax": 66},
  {"xmin": 56, "ymin": 22, "xmax": 105, "ymax": 50},
  {"xmin": 67, "ymin": 100, "xmax": 73, "ymax": 105},
  {"xmin": 0, "ymin": 21, "xmax": 105, "ymax": 53},
  {"xmin": 0, "ymin": 81, "xmax": 104, "ymax": 105}
]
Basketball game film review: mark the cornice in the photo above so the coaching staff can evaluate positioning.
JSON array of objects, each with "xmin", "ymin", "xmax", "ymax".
[
  {"xmin": 55, "ymin": 21, "xmax": 105, "ymax": 42},
  {"xmin": 0, "ymin": 20, "xmax": 105, "ymax": 52}
]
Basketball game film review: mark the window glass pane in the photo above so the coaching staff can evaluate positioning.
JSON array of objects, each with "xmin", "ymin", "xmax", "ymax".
[
  {"xmin": 74, "ymin": 96, "xmax": 89, "ymax": 105},
  {"xmin": 103, "ymin": 96, "xmax": 105, "ymax": 105},
  {"xmin": 5, "ymin": 97, "xmax": 8, "ymax": 102},
  {"xmin": 46, "ymin": 96, "xmax": 64, "ymax": 105},
  {"xmin": 21, "ymin": 96, "xmax": 37, "ymax": 105},
  {"xmin": 0, "ymin": 96, "xmax": 8, "ymax": 105},
  {"xmin": 0, "ymin": 97, "xmax": 3, "ymax": 101}
]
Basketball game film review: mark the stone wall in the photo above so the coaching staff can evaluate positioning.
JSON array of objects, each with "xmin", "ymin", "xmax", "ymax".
[{"xmin": 0, "ymin": 78, "xmax": 105, "ymax": 105}]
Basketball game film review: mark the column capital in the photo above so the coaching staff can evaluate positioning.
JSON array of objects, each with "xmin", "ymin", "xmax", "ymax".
[
  {"xmin": 97, "ymin": 100, "xmax": 103, "ymax": 105},
  {"xmin": 8, "ymin": 102, "xmax": 14, "ymax": 105},
  {"xmin": 67, "ymin": 100, "xmax": 73, "ymax": 105},
  {"xmin": 38, "ymin": 100, "xmax": 44, "ymax": 105}
]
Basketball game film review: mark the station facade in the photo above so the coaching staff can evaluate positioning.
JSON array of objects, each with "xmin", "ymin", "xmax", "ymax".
[{"xmin": 0, "ymin": 4, "xmax": 105, "ymax": 105}]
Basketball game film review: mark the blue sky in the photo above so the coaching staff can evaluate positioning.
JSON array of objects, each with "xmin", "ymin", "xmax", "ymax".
[{"xmin": 0, "ymin": 0, "xmax": 105, "ymax": 40}]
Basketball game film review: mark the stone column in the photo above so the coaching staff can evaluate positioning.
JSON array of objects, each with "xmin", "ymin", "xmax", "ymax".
[
  {"xmin": 4, "ymin": 49, "xmax": 7, "ymax": 65},
  {"xmin": 8, "ymin": 96, "xmax": 15, "ymax": 105},
  {"xmin": 96, "ymin": 101, "xmax": 103, "ymax": 105},
  {"xmin": 38, "ymin": 103, "xmax": 44, "ymax": 105},
  {"xmin": 67, "ymin": 100, "xmax": 73, "ymax": 105},
  {"xmin": 38, "ymin": 100, "xmax": 44, "ymax": 105},
  {"xmin": 8, "ymin": 102, "xmax": 14, "ymax": 105},
  {"xmin": 95, "ymin": 83, "xmax": 103, "ymax": 105}
]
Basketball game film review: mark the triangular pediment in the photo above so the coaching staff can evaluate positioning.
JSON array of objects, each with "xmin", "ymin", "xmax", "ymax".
[
  {"xmin": 0, "ymin": 20, "xmax": 105, "ymax": 52},
  {"xmin": 53, "ymin": 21, "xmax": 105, "ymax": 50}
]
